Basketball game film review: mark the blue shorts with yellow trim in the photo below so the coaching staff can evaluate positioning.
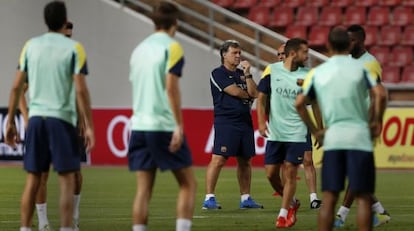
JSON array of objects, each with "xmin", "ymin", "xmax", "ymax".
[{"xmin": 128, "ymin": 131, "xmax": 192, "ymax": 171}]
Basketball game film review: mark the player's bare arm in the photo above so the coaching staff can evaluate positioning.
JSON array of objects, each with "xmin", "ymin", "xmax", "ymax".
[
  {"xmin": 257, "ymin": 92, "xmax": 269, "ymax": 138},
  {"xmin": 370, "ymin": 84, "xmax": 387, "ymax": 138},
  {"xmin": 5, "ymin": 70, "xmax": 27, "ymax": 147},
  {"xmin": 74, "ymin": 73, "xmax": 95, "ymax": 152},
  {"xmin": 295, "ymin": 93, "xmax": 324, "ymax": 147},
  {"xmin": 166, "ymin": 72, "xmax": 184, "ymax": 153}
]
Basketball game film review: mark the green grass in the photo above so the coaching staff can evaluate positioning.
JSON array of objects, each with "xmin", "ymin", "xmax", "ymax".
[{"xmin": 0, "ymin": 165, "xmax": 413, "ymax": 230}]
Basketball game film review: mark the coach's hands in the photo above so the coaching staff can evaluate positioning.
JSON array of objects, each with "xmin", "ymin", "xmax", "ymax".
[{"xmin": 169, "ymin": 126, "xmax": 183, "ymax": 153}]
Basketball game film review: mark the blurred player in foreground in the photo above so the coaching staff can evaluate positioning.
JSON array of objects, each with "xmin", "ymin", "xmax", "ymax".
[{"xmin": 296, "ymin": 26, "xmax": 387, "ymax": 231}]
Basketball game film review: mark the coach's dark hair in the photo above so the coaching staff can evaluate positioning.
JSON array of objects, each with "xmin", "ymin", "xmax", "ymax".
[
  {"xmin": 44, "ymin": 1, "xmax": 67, "ymax": 31},
  {"xmin": 284, "ymin": 38, "xmax": 308, "ymax": 57},
  {"xmin": 219, "ymin": 40, "xmax": 240, "ymax": 64},
  {"xmin": 347, "ymin": 24, "xmax": 366, "ymax": 41},
  {"xmin": 329, "ymin": 26, "xmax": 350, "ymax": 52},
  {"xmin": 151, "ymin": 1, "xmax": 180, "ymax": 30}
]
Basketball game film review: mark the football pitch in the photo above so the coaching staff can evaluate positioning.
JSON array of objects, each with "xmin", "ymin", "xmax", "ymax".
[{"xmin": 0, "ymin": 165, "xmax": 413, "ymax": 230}]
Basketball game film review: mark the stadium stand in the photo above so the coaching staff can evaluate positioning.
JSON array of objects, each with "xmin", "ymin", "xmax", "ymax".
[
  {"xmin": 308, "ymin": 26, "xmax": 330, "ymax": 47},
  {"xmin": 390, "ymin": 46, "xmax": 413, "ymax": 67},
  {"xmin": 295, "ymin": 6, "xmax": 319, "ymax": 26},
  {"xmin": 369, "ymin": 46, "xmax": 389, "ymax": 64},
  {"xmin": 306, "ymin": 0, "xmax": 330, "ymax": 7},
  {"xmin": 355, "ymin": 0, "xmax": 379, "ymax": 6},
  {"xmin": 401, "ymin": 26, "xmax": 414, "ymax": 46},
  {"xmin": 378, "ymin": 0, "xmax": 401, "ymax": 6},
  {"xmin": 285, "ymin": 25, "xmax": 307, "ymax": 39},
  {"xmin": 378, "ymin": 25, "xmax": 401, "ymax": 46},
  {"xmin": 259, "ymin": 0, "xmax": 281, "ymax": 7},
  {"xmin": 343, "ymin": 6, "xmax": 367, "ymax": 26},
  {"xmin": 330, "ymin": 0, "xmax": 355, "ymax": 7},
  {"xmin": 318, "ymin": 6, "xmax": 343, "ymax": 26},
  {"xmin": 391, "ymin": 6, "xmax": 413, "ymax": 26},
  {"xmin": 367, "ymin": 6, "xmax": 390, "ymax": 26},
  {"xmin": 211, "ymin": 0, "xmax": 234, "ymax": 8},
  {"xmin": 401, "ymin": 65, "xmax": 414, "ymax": 83},
  {"xmin": 382, "ymin": 65, "xmax": 401, "ymax": 83},
  {"xmin": 269, "ymin": 6, "xmax": 294, "ymax": 28},
  {"xmin": 248, "ymin": 6, "xmax": 270, "ymax": 26},
  {"xmin": 282, "ymin": 0, "xmax": 305, "ymax": 8},
  {"xmin": 364, "ymin": 26, "xmax": 379, "ymax": 47},
  {"xmin": 232, "ymin": 0, "xmax": 258, "ymax": 10}
]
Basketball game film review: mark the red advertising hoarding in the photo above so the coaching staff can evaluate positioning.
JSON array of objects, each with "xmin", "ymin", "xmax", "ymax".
[{"xmin": 91, "ymin": 108, "xmax": 267, "ymax": 166}]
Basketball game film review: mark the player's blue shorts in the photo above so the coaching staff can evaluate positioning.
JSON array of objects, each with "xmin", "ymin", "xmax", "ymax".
[
  {"xmin": 265, "ymin": 132, "xmax": 311, "ymax": 165},
  {"xmin": 24, "ymin": 116, "xmax": 81, "ymax": 173},
  {"xmin": 321, "ymin": 150, "xmax": 375, "ymax": 194},
  {"xmin": 212, "ymin": 123, "xmax": 255, "ymax": 158},
  {"xmin": 128, "ymin": 131, "xmax": 192, "ymax": 171},
  {"xmin": 264, "ymin": 140, "xmax": 309, "ymax": 165}
]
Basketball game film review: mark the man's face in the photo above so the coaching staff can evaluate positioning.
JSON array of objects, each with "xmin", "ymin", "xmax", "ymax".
[
  {"xmin": 223, "ymin": 46, "xmax": 241, "ymax": 66},
  {"xmin": 277, "ymin": 44, "xmax": 286, "ymax": 62},
  {"xmin": 293, "ymin": 44, "xmax": 309, "ymax": 67}
]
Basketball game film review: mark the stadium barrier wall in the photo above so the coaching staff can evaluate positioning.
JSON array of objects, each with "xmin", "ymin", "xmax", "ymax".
[{"xmin": 1, "ymin": 108, "xmax": 413, "ymax": 168}]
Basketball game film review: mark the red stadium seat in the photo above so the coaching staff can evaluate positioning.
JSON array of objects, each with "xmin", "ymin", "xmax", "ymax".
[
  {"xmin": 367, "ymin": 7, "xmax": 390, "ymax": 26},
  {"xmin": 401, "ymin": 65, "xmax": 414, "ymax": 83},
  {"xmin": 369, "ymin": 46, "xmax": 390, "ymax": 65},
  {"xmin": 402, "ymin": 26, "xmax": 414, "ymax": 46},
  {"xmin": 379, "ymin": 0, "xmax": 402, "ymax": 6},
  {"xmin": 211, "ymin": 0, "xmax": 234, "ymax": 8},
  {"xmin": 391, "ymin": 6, "xmax": 413, "ymax": 26},
  {"xmin": 269, "ymin": 7, "xmax": 294, "ymax": 28},
  {"xmin": 306, "ymin": 0, "xmax": 330, "ymax": 7},
  {"xmin": 401, "ymin": 0, "xmax": 414, "ymax": 6},
  {"xmin": 282, "ymin": 0, "xmax": 305, "ymax": 8},
  {"xmin": 364, "ymin": 26, "xmax": 379, "ymax": 47},
  {"xmin": 318, "ymin": 7, "xmax": 343, "ymax": 26},
  {"xmin": 295, "ymin": 6, "xmax": 319, "ymax": 26},
  {"xmin": 248, "ymin": 6, "xmax": 270, "ymax": 26},
  {"xmin": 232, "ymin": 0, "xmax": 259, "ymax": 10},
  {"xmin": 330, "ymin": 0, "xmax": 354, "ymax": 7},
  {"xmin": 355, "ymin": 0, "xmax": 378, "ymax": 6},
  {"xmin": 382, "ymin": 66, "xmax": 401, "ymax": 83},
  {"xmin": 344, "ymin": 6, "xmax": 366, "ymax": 26},
  {"xmin": 259, "ymin": 0, "xmax": 281, "ymax": 7},
  {"xmin": 285, "ymin": 25, "xmax": 307, "ymax": 39},
  {"xmin": 378, "ymin": 26, "xmax": 401, "ymax": 46},
  {"xmin": 308, "ymin": 26, "xmax": 330, "ymax": 47},
  {"xmin": 390, "ymin": 46, "xmax": 413, "ymax": 67}
]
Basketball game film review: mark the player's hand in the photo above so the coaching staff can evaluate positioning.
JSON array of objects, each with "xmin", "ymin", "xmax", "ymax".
[
  {"xmin": 240, "ymin": 60, "xmax": 251, "ymax": 75},
  {"xmin": 169, "ymin": 127, "xmax": 183, "ymax": 153},
  {"xmin": 5, "ymin": 122, "xmax": 20, "ymax": 148},
  {"xmin": 83, "ymin": 127, "xmax": 95, "ymax": 153},
  {"xmin": 313, "ymin": 129, "xmax": 325, "ymax": 149},
  {"xmin": 259, "ymin": 123, "xmax": 269, "ymax": 138},
  {"xmin": 370, "ymin": 121, "xmax": 382, "ymax": 138}
]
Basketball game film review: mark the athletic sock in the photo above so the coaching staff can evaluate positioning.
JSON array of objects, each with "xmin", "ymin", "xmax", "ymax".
[
  {"xmin": 241, "ymin": 194, "xmax": 250, "ymax": 202},
  {"xmin": 337, "ymin": 206, "xmax": 350, "ymax": 221},
  {"xmin": 176, "ymin": 218, "xmax": 192, "ymax": 231},
  {"xmin": 132, "ymin": 224, "xmax": 146, "ymax": 231},
  {"xmin": 36, "ymin": 203, "xmax": 49, "ymax": 228},
  {"xmin": 278, "ymin": 208, "xmax": 288, "ymax": 218},
  {"xmin": 310, "ymin": 193, "xmax": 318, "ymax": 202},
  {"xmin": 205, "ymin": 194, "xmax": 215, "ymax": 201},
  {"xmin": 73, "ymin": 194, "xmax": 81, "ymax": 221},
  {"xmin": 372, "ymin": 201, "xmax": 385, "ymax": 214}
]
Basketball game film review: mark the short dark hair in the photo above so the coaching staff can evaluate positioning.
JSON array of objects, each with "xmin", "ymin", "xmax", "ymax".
[
  {"xmin": 44, "ymin": 1, "xmax": 67, "ymax": 31},
  {"xmin": 219, "ymin": 40, "xmax": 240, "ymax": 64},
  {"xmin": 285, "ymin": 38, "xmax": 307, "ymax": 56},
  {"xmin": 151, "ymin": 1, "xmax": 180, "ymax": 30},
  {"xmin": 347, "ymin": 24, "xmax": 365, "ymax": 41},
  {"xmin": 329, "ymin": 26, "xmax": 350, "ymax": 52}
]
